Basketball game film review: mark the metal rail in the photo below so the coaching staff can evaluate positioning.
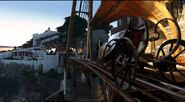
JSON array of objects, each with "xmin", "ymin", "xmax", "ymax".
[
  {"xmin": 84, "ymin": 60, "xmax": 166, "ymax": 101},
  {"xmin": 135, "ymin": 74, "xmax": 185, "ymax": 100},
  {"xmin": 44, "ymin": 90, "xmax": 64, "ymax": 102},
  {"xmin": 72, "ymin": 58, "xmax": 136, "ymax": 102},
  {"xmin": 85, "ymin": 61, "xmax": 164, "ymax": 101},
  {"xmin": 71, "ymin": 58, "xmax": 185, "ymax": 102}
]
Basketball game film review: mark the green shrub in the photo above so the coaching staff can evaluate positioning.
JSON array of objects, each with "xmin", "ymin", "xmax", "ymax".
[{"xmin": 44, "ymin": 69, "xmax": 60, "ymax": 79}]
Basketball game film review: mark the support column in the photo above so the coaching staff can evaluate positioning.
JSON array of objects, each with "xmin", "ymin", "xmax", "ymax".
[
  {"xmin": 64, "ymin": 0, "xmax": 76, "ymax": 101},
  {"xmin": 87, "ymin": 0, "xmax": 93, "ymax": 60},
  {"xmin": 66, "ymin": 0, "xmax": 76, "ymax": 69}
]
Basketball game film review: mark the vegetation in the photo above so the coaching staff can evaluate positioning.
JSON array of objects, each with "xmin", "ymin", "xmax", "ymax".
[
  {"xmin": 56, "ymin": 15, "xmax": 113, "ymax": 47},
  {"xmin": 44, "ymin": 69, "xmax": 61, "ymax": 79},
  {"xmin": 57, "ymin": 15, "xmax": 87, "ymax": 36},
  {"xmin": 56, "ymin": 15, "xmax": 87, "ymax": 47},
  {"xmin": 18, "ymin": 38, "xmax": 33, "ymax": 48},
  {"xmin": 0, "ymin": 62, "xmax": 61, "ymax": 102}
]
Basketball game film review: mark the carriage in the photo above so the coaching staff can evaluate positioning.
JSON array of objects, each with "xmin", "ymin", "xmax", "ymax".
[{"xmin": 91, "ymin": 1, "xmax": 185, "ymax": 89}]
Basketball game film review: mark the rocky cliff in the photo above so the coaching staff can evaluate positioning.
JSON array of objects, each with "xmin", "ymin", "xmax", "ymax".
[{"xmin": 0, "ymin": 62, "xmax": 61, "ymax": 102}]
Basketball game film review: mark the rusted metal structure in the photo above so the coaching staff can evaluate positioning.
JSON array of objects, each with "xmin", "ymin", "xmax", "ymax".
[
  {"xmin": 60, "ymin": 0, "xmax": 185, "ymax": 102},
  {"xmin": 90, "ymin": 0, "xmax": 185, "ymax": 85},
  {"xmin": 72, "ymin": 58, "xmax": 185, "ymax": 102},
  {"xmin": 91, "ymin": 1, "xmax": 178, "ymax": 40}
]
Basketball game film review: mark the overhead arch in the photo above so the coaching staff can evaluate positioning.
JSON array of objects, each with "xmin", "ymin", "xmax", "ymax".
[{"xmin": 91, "ymin": 1, "xmax": 178, "ymax": 40}]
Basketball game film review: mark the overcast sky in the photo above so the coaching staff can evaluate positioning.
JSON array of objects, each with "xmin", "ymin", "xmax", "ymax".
[{"xmin": 0, "ymin": 1, "xmax": 101, "ymax": 46}]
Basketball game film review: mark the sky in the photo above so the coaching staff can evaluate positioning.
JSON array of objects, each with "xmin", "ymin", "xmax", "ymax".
[{"xmin": 0, "ymin": 1, "xmax": 101, "ymax": 47}]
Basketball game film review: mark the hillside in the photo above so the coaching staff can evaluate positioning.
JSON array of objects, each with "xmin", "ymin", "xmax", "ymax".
[{"xmin": 0, "ymin": 62, "xmax": 62, "ymax": 102}]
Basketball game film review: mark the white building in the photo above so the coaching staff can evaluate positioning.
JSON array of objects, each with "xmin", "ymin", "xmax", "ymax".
[
  {"xmin": 0, "ymin": 28, "xmax": 109, "ymax": 72},
  {"xmin": 0, "ymin": 28, "xmax": 65, "ymax": 73},
  {"xmin": 0, "ymin": 47, "xmax": 62, "ymax": 73}
]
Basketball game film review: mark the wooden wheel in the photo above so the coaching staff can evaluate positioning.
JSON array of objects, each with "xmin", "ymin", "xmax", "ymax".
[
  {"xmin": 102, "ymin": 39, "xmax": 117, "ymax": 60},
  {"xmin": 155, "ymin": 18, "xmax": 181, "ymax": 57},
  {"xmin": 156, "ymin": 39, "xmax": 185, "ymax": 85},
  {"xmin": 111, "ymin": 37, "xmax": 137, "ymax": 89}
]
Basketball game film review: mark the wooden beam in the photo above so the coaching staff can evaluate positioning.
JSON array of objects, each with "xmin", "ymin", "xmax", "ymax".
[
  {"xmin": 78, "ymin": 0, "xmax": 83, "ymax": 16},
  {"xmin": 66, "ymin": 0, "xmax": 77, "ymax": 67},
  {"xmin": 87, "ymin": 0, "xmax": 93, "ymax": 60}
]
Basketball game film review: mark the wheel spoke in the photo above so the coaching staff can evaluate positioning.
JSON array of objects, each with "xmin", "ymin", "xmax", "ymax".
[
  {"xmin": 174, "ymin": 48, "xmax": 185, "ymax": 58},
  {"xmin": 110, "ymin": 43, "xmax": 116, "ymax": 47},
  {"xmin": 157, "ymin": 39, "xmax": 185, "ymax": 84},
  {"xmin": 103, "ymin": 42, "xmax": 116, "ymax": 57},
  {"xmin": 169, "ymin": 42, "xmax": 173, "ymax": 52},
  {"xmin": 176, "ymin": 70, "xmax": 185, "ymax": 77},
  {"xmin": 161, "ymin": 49, "xmax": 165, "ymax": 56},
  {"xmin": 170, "ymin": 71, "xmax": 176, "ymax": 83}
]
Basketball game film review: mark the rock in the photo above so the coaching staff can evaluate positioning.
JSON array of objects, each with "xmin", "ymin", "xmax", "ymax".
[{"xmin": 0, "ymin": 63, "xmax": 61, "ymax": 101}]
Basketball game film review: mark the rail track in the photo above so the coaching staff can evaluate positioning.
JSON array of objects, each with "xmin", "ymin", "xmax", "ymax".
[{"xmin": 72, "ymin": 58, "xmax": 185, "ymax": 102}]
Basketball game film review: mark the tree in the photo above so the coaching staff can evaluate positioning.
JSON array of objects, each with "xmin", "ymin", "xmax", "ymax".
[
  {"xmin": 56, "ymin": 15, "xmax": 87, "ymax": 38},
  {"xmin": 56, "ymin": 15, "xmax": 113, "ymax": 47},
  {"xmin": 56, "ymin": 15, "xmax": 88, "ymax": 47},
  {"xmin": 19, "ymin": 38, "xmax": 33, "ymax": 48}
]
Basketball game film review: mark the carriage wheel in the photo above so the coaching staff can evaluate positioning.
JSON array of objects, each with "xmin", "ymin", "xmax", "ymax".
[
  {"xmin": 155, "ymin": 18, "xmax": 181, "ymax": 57},
  {"xmin": 102, "ymin": 39, "xmax": 117, "ymax": 59},
  {"xmin": 156, "ymin": 39, "xmax": 185, "ymax": 85},
  {"xmin": 111, "ymin": 37, "xmax": 138, "ymax": 89}
]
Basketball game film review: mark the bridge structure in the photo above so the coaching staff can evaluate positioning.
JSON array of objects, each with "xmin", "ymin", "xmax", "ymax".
[{"xmin": 44, "ymin": 1, "xmax": 185, "ymax": 102}]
